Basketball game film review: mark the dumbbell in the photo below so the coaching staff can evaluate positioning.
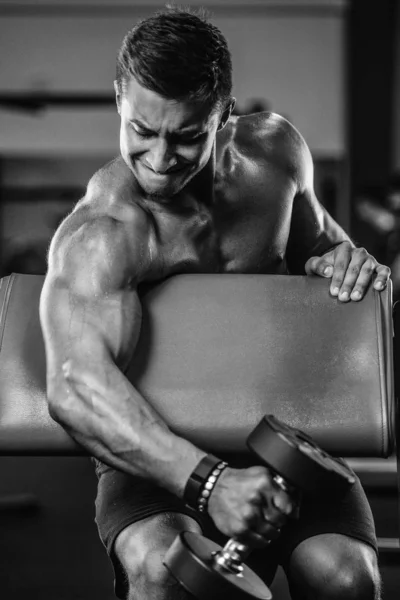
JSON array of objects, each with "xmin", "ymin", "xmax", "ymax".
[{"xmin": 163, "ymin": 414, "xmax": 356, "ymax": 600}]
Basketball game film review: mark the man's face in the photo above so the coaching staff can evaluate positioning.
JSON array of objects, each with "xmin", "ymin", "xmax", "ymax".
[{"xmin": 116, "ymin": 76, "xmax": 222, "ymax": 198}]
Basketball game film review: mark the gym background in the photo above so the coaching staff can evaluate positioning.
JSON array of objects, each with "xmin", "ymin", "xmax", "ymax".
[{"xmin": 0, "ymin": 0, "xmax": 398, "ymax": 599}]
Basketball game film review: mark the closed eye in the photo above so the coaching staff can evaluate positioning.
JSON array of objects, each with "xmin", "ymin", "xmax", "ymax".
[
  {"xmin": 129, "ymin": 122, "xmax": 206, "ymax": 144},
  {"xmin": 175, "ymin": 133, "xmax": 206, "ymax": 145},
  {"xmin": 134, "ymin": 128, "xmax": 154, "ymax": 138},
  {"xmin": 129, "ymin": 122, "xmax": 154, "ymax": 137}
]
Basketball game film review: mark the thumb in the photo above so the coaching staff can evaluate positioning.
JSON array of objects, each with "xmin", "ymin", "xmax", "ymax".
[{"xmin": 304, "ymin": 254, "xmax": 334, "ymax": 277}]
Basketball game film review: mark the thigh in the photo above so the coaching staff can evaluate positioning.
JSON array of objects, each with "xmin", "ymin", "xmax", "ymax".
[
  {"xmin": 285, "ymin": 533, "xmax": 380, "ymax": 600},
  {"xmin": 93, "ymin": 460, "xmax": 206, "ymax": 598},
  {"xmin": 114, "ymin": 512, "xmax": 203, "ymax": 599},
  {"xmin": 114, "ymin": 512, "xmax": 280, "ymax": 600},
  {"xmin": 273, "ymin": 462, "xmax": 378, "ymax": 571},
  {"xmin": 93, "ymin": 460, "xmax": 278, "ymax": 598},
  {"xmin": 93, "ymin": 459, "xmax": 206, "ymax": 554}
]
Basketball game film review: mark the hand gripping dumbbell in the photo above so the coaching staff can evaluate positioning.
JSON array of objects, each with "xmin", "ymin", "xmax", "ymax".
[{"xmin": 163, "ymin": 415, "xmax": 356, "ymax": 600}]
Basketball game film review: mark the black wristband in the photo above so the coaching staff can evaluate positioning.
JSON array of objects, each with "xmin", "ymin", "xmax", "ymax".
[{"xmin": 183, "ymin": 454, "xmax": 225, "ymax": 510}]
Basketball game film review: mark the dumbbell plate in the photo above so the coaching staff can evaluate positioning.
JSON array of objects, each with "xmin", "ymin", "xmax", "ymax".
[
  {"xmin": 247, "ymin": 415, "xmax": 356, "ymax": 496},
  {"xmin": 163, "ymin": 531, "xmax": 272, "ymax": 600}
]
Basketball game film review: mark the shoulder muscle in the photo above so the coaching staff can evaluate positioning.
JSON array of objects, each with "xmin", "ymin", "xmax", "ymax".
[
  {"xmin": 48, "ymin": 206, "xmax": 151, "ymax": 296},
  {"xmin": 236, "ymin": 112, "xmax": 312, "ymax": 192}
]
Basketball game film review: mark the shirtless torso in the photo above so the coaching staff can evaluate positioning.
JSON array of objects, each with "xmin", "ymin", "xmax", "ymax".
[
  {"xmin": 53, "ymin": 112, "xmax": 347, "ymax": 290},
  {"xmin": 40, "ymin": 109, "xmax": 349, "ymax": 535}
]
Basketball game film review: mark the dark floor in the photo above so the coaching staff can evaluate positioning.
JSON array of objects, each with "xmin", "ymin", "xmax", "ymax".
[{"xmin": 0, "ymin": 457, "xmax": 398, "ymax": 600}]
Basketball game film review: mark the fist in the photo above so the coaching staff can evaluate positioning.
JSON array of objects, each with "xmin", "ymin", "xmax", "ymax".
[{"xmin": 207, "ymin": 466, "xmax": 296, "ymax": 548}]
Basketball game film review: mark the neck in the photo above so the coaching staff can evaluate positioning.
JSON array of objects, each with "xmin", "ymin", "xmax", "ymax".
[{"xmin": 185, "ymin": 145, "xmax": 216, "ymax": 206}]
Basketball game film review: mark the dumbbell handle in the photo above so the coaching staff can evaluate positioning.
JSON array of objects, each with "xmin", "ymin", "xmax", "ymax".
[{"xmin": 211, "ymin": 473, "xmax": 294, "ymax": 575}]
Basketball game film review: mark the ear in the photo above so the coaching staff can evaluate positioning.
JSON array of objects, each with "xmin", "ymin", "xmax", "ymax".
[
  {"xmin": 114, "ymin": 80, "xmax": 121, "ymax": 115},
  {"xmin": 217, "ymin": 98, "xmax": 236, "ymax": 131}
]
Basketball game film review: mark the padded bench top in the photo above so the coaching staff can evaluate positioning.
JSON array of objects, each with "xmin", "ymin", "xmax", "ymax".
[{"xmin": 0, "ymin": 273, "xmax": 395, "ymax": 457}]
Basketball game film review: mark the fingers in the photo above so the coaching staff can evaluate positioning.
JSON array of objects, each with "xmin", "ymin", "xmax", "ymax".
[
  {"xmin": 248, "ymin": 491, "xmax": 293, "ymax": 547},
  {"xmin": 330, "ymin": 247, "xmax": 371, "ymax": 301},
  {"xmin": 330, "ymin": 249, "xmax": 391, "ymax": 302},
  {"xmin": 305, "ymin": 255, "xmax": 334, "ymax": 277},
  {"xmin": 324, "ymin": 242, "xmax": 352, "ymax": 298},
  {"xmin": 256, "ymin": 479, "xmax": 293, "ymax": 534},
  {"xmin": 373, "ymin": 264, "xmax": 391, "ymax": 291},
  {"xmin": 252, "ymin": 470, "xmax": 292, "ymax": 518},
  {"xmin": 217, "ymin": 467, "xmax": 298, "ymax": 549},
  {"xmin": 233, "ymin": 475, "xmax": 293, "ymax": 546},
  {"xmin": 235, "ymin": 502, "xmax": 283, "ymax": 548},
  {"xmin": 306, "ymin": 241, "xmax": 391, "ymax": 302},
  {"xmin": 257, "ymin": 515, "xmax": 281, "ymax": 542},
  {"xmin": 271, "ymin": 492, "xmax": 293, "ymax": 516}
]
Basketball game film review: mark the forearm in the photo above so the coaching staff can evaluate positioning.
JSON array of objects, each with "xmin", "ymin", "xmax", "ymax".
[
  {"xmin": 317, "ymin": 237, "xmax": 355, "ymax": 256},
  {"xmin": 288, "ymin": 227, "xmax": 353, "ymax": 274},
  {"xmin": 47, "ymin": 358, "xmax": 207, "ymax": 498},
  {"xmin": 287, "ymin": 187, "xmax": 354, "ymax": 273},
  {"xmin": 308, "ymin": 221, "xmax": 353, "ymax": 258}
]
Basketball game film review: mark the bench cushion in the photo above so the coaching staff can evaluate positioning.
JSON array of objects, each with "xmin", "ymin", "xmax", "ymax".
[{"xmin": 0, "ymin": 273, "xmax": 395, "ymax": 457}]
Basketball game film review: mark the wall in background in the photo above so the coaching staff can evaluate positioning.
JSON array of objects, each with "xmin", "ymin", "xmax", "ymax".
[{"xmin": 0, "ymin": 0, "xmax": 347, "ymax": 158}]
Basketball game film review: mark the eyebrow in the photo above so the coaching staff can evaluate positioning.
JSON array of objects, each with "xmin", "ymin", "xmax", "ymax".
[{"xmin": 129, "ymin": 118, "xmax": 205, "ymax": 136}]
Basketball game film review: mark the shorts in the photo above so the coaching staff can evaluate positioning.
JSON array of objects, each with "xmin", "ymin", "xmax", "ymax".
[{"xmin": 93, "ymin": 457, "xmax": 378, "ymax": 600}]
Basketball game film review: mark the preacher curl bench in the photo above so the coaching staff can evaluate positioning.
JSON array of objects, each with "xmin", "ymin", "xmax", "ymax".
[{"xmin": 0, "ymin": 273, "xmax": 398, "ymax": 564}]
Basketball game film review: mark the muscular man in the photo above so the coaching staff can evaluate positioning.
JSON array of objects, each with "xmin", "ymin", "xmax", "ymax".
[{"xmin": 40, "ymin": 9, "xmax": 389, "ymax": 600}]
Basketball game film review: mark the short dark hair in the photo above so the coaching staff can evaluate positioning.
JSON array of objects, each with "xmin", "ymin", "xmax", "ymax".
[{"xmin": 116, "ymin": 6, "xmax": 233, "ymax": 110}]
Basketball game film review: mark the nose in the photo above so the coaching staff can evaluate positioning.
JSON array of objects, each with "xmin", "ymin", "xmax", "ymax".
[{"xmin": 145, "ymin": 139, "xmax": 177, "ymax": 174}]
